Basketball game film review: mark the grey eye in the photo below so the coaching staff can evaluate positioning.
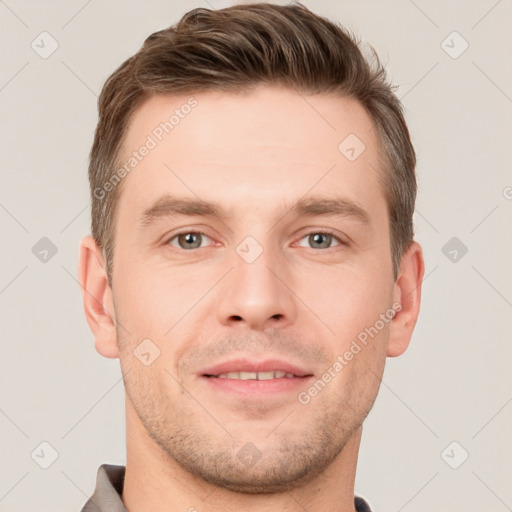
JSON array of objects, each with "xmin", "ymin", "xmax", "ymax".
[
  {"xmin": 168, "ymin": 232, "xmax": 213, "ymax": 250},
  {"xmin": 297, "ymin": 232, "xmax": 341, "ymax": 249}
]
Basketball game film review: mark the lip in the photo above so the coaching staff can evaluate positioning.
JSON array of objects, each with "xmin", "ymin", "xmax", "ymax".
[
  {"xmin": 199, "ymin": 357, "xmax": 314, "ymax": 398},
  {"xmin": 201, "ymin": 374, "xmax": 313, "ymax": 396},
  {"xmin": 200, "ymin": 358, "xmax": 313, "ymax": 378}
]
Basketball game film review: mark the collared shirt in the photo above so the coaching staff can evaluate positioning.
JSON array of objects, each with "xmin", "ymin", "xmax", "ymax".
[{"xmin": 81, "ymin": 464, "xmax": 373, "ymax": 511}]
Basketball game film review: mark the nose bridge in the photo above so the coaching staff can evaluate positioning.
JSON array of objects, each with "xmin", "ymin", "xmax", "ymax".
[{"xmin": 216, "ymin": 230, "xmax": 296, "ymax": 329}]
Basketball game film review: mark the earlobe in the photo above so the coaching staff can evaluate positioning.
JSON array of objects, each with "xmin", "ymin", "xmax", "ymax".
[
  {"xmin": 78, "ymin": 235, "xmax": 119, "ymax": 359},
  {"xmin": 387, "ymin": 241, "xmax": 425, "ymax": 358}
]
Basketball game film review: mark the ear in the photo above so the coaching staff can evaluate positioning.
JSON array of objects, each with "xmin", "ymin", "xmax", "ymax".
[
  {"xmin": 387, "ymin": 241, "xmax": 425, "ymax": 357},
  {"xmin": 78, "ymin": 235, "xmax": 119, "ymax": 358}
]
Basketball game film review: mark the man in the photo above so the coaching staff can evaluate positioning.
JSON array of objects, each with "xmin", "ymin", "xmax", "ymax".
[{"xmin": 78, "ymin": 2, "xmax": 424, "ymax": 511}]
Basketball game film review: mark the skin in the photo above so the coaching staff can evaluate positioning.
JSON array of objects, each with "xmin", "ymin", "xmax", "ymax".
[{"xmin": 79, "ymin": 86, "xmax": 424, "ymax": 512}]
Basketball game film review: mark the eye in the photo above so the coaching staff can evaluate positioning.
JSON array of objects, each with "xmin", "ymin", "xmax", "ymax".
[
  {"xmin": 166, "ymin": 231, "xmax": 214, "ymax": 250},
  {"xmin": 296, "ymin": 231, "xmax": 344, "ymax": 250}
]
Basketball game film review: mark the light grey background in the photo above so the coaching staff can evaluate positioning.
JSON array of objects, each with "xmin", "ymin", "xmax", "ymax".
[{"xmin": 1, "ymin": 1, "xmax": 511, "ymax": 511}]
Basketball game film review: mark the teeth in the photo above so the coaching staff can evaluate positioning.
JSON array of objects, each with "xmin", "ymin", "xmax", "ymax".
[
  {"xmin": 239, "ymin": 371, "xmax": 257, "ymax": 380},
  {"xmin": 257, "ymin": 371, "xmax": 275, "ymax": 380},
  {"xmin": 214, "ymin": 371, "xmax": 297, "ymax": 380}
]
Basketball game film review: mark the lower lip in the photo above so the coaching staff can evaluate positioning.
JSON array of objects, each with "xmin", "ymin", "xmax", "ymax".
[{"xmin": 200, "ymin": 375, "xmax": 313, "ymax": 396}]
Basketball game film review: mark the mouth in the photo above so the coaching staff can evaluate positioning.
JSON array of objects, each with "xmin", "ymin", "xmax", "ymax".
[
  {"xmin": 199, "ymin": 358, "xmax": 314, "ymax": 396},
  {"xmin": 205, "ymin": 370, "xmax": 302, "ymax": 380}
]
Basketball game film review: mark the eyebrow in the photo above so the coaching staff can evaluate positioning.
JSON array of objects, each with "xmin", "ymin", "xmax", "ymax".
[{"xmin": 138, "ymin": 194, "xmax": 371, "ymax": 229}]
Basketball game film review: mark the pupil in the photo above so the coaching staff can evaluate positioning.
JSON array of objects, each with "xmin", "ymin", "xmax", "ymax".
[
  {"xmin": 312, "ymin": 233, "xmax": 329, "ymax": 248},
  {"xmin": 181, "ymin": 233, "xmax": 200, "ymax": 249}
]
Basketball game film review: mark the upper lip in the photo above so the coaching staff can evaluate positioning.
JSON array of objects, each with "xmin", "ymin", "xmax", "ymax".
[{"xmin": 201, "ymin": 358, "xmax": 313, "ymax": 377}]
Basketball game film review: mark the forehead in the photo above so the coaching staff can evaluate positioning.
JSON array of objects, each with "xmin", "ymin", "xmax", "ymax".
[
  {"xmin": 116, "ymin": 86, "xmax": 385, "ymax": 222},
  {"xmin": 123, "ymin": 86, "xmax": 379, "ymax": 160}
]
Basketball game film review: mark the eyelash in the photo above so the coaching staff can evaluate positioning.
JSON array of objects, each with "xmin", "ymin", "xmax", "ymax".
[{"xmin": 164, "ymin": 229, "xmax": 347, "ymax": 251}]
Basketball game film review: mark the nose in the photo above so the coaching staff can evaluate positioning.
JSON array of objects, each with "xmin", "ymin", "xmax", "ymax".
[{"xmin": 216, "ymin": 237, "xmax": 297, "ymax": 331}]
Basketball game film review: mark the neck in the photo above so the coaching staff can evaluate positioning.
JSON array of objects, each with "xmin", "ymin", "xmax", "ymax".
[{"xmin": 121, "ymin": 395, "xmax": 361, "ymax": 512}]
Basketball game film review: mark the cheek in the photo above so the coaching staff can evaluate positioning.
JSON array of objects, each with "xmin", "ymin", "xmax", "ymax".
[
  {"xmin": 296, "ymin": 264, "xmax": 392, "ymax": 344},
  {"xmin": 115, "ymin": 255, "xmax": 219, "ymax": 333}
]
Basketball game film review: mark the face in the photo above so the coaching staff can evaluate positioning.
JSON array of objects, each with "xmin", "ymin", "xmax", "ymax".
[{"xmin": 110, "ymin": 86, "xmax": 398, "ymax": 493}]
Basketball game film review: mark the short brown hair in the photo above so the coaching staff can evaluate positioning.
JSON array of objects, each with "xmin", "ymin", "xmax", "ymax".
[{"xmin": 89, "ymin": 2, "xmax": 416, "ymax": 287}]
